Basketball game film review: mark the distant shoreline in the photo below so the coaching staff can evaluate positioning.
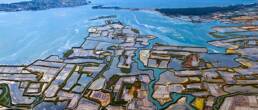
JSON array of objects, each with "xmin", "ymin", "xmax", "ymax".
[
  {"xmin": 155, "ymin": 3, "xmax": 257, "ymax": 16},
  {"xmin": 92, "ymin": 3, "xmax": 257, "ymax": 16},
  {"xmin": 0, "ymin": 0, "xmax": 90, "ymax": 12}
]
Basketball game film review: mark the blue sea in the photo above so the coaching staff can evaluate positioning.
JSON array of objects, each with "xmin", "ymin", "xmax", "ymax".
[
  {"xmin": 0, "ymin": 0, "xmax": 257, "ymax": 64},
  {"xmin": 0, "ymin": 0, "xmax": 31, "ymax": 3}
]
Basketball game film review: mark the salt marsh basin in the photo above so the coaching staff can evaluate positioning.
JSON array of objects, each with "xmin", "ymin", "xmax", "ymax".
[{"xmin": 0, "ymin": 0, "xmax": 258, "ymax": 109}]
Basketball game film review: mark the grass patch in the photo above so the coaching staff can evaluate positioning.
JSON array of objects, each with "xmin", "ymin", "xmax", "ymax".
[
  {"xmin": 63, "ymin": 49, "xmax": 74, "ymax": 58},
  {"xmin": 182, "ymin": 88, "xmax": 207, "ymax": 93},
  {"xmin": 131, "ymin": 28, "xmax": 140, "ymax": 34},
  {"xmin": 211, "ymin": 92, "xmax": 252, "ymax": 110},
  {"xmin": 0, "ymin": 83, "xmax": 12, "ymax": 107},
  {"xmin": 120, "ymin": 67, "xmax": 131, "ymax": 73},
  {"xmin": 110, "ymin": 99, "xmax": 128, "ymax": 106},
  {"xmin": 83, "ymin": 63, "xmax": 100, "ymax": 67},
  {"xmin": 106, "ymin": 75, "xmax": 120, "ymax": 89}
]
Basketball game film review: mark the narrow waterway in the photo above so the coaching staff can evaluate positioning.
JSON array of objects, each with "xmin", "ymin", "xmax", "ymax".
[{"xmin": 133, "ymin": 38, "xmax": 196, "ymax": 110}]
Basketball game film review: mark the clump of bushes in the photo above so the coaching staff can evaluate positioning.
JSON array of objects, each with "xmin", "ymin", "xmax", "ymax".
[{"xmin": 63, "ymin": 49, "xmax": 74, "ymax": 58}]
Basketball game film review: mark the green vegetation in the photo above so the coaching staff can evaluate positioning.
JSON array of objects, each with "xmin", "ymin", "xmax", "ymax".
[
  {"xmin": 182, "ymin": 88, "xmax": 207, "ymax": 93},
  {"xmin": 83, "ymin": 63, "xmax": 100, "ymax": 67},
  {"xmin": 212, "ymin": 92, "xmax": 257, "ymax": 110},
  {"xmin": 63, "ymin": 49, "xmax": 74, "ymax": 58},
  {"xmin": 134, "ymin": 81, "xmax": 141, "ymax": 88},
  {"xmin": 156, "ymin": 3, "xmax": 256, "ymax": 16},
  {"xmin": 131, "ymin": 28, "xmax": 140, "ymax": 34},
  {"xmin": 125, "ymin": 83, "xmax": 133, "ymax": 89},
  {"xmin": 120, "ymin": 67, "xmax": 131, "ymax": 73},
  {"xmin": 110, "ymin": 99, "xmax": 128, "ymax": 106},
  {"xmin": 0, "ymin": 83, "xmax": 12, "ymax": 107},
  {"xmin": 107, "ymin": 46, "xmax": 120, "ymax": 50},
  {"xmin": 133, "ymin": 81, "xmax": 141, "ymax": 98},
  {"xmin": 106, "ymin": 75, "xmax": 120, "ymax": 89},
  {"xmin": 209, "ymin": 32, "xmax": 226, "ymax": 38}
]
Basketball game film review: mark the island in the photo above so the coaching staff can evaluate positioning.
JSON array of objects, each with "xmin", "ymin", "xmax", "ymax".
[{"xmin": 0, "ymin": 0, "xmax": 90, "ymax": 12}]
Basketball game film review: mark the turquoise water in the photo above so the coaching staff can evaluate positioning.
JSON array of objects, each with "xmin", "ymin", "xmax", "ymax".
[
  {"xmin": 0, "ymin": 6, "xmax": 218, "ymax": 64},
  {"xmin": 0, "ymin": 0, "xmax": 256, "ymax": 64}
]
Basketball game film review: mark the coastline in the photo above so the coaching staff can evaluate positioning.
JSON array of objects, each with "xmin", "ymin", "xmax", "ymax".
[
  {"xmin": 0, "ymin": 1, "xmax": 257, "ymax": 109},
  {"xmin": 0, "ymin": 0, "xmax": 90, "ymax": 12}
]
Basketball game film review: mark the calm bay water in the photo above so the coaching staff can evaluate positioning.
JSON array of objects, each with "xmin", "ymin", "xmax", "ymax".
[
  {"xmin": 0, "ymin": 0, "xmax": 257, "ymax": 64},
  {"xmin": 0, "ymin": 0, "xmax": 31, "ymax": 3}
]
